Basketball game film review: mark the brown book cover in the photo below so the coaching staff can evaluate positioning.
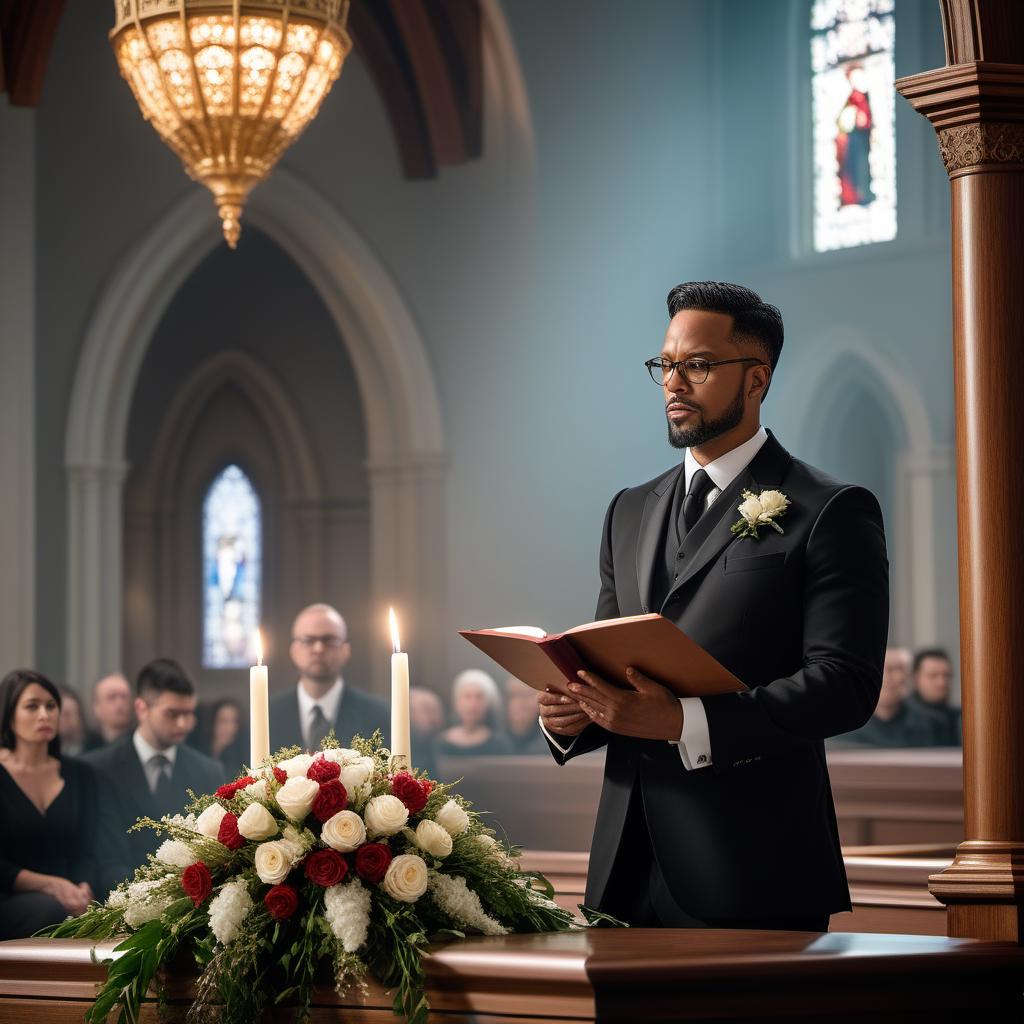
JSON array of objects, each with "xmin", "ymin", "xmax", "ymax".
[{"xmin": 459, "ymin": 613, "xmax": 746, "ymax": 698}]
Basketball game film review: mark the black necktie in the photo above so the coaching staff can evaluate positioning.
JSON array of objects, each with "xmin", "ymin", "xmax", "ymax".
[
  {"xmin": 151, "ymin": 754, "xmax": 174, "ymax": 805},
  {"xmin": 309, "ymin": 705, "xmax": 331, "ymax": 752},
  {"xmin": 681, "ymin": 468, "xmax": 714, "ymax": 536}
]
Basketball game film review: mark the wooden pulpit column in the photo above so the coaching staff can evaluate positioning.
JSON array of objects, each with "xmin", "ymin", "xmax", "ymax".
[{"xmin": 896, "ymin": 1, "xmax": 1024, "ymax": 942}]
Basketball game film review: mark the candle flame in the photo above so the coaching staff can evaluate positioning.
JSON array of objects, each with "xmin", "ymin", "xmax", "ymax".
[
  {"xmin": 388, "ymin": 607, "xmax": 401, "ymax": 654},
  {"xmin": 255, "ymin": 629, "xmax": 264, "ymax": 667}
]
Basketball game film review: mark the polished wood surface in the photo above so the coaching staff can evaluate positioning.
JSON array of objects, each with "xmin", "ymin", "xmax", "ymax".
[
  {"xmin": 896, "ymin": 0, "xmax": 1024, "ymax": 941},
  {"xmin": 3, "ymin": 930, "xmax": 1024, "ymax": 1023},
  {"xmin": 441, "ymin": 749, "xmax": 964, "ymax": 853}
]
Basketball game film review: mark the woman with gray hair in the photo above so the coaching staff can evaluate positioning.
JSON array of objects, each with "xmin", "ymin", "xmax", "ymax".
[{"xmin": 435, "ymin": 669, "xmax": 513, "ymax": 757}]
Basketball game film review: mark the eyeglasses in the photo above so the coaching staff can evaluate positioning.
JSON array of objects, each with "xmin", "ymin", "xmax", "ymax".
[
  {"xmin": 644, "ymin": 356, "xmax": 766, "ymax": 385},
  {"xmin": 291, "ymin": 635, "xmax": 346, "ymax": 649}
]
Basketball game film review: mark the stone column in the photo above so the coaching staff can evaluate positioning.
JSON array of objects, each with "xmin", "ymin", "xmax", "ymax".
[{"xmin": 896, "ymin": 1, "xmax": 1024, "ymax": 941}]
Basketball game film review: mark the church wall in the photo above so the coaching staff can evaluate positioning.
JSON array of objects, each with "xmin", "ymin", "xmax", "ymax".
[{"xmin": 28, "ymin": 0, "xmax": 957, "ymax": 702}]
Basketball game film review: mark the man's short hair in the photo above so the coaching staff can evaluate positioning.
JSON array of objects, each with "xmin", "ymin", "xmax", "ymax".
[
  {"xmin": 666, "ymin": 281, "xmax": 784, "ymax": 372},
  {"xmin": 136, "ymin": 658, "xmax": 195, "ymax": 701},
  {"xmin": 913, "ymin": 647, "xmax": 951, "ymax": 674}
]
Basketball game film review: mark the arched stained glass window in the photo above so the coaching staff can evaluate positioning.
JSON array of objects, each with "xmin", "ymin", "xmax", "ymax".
[
  {"xmin": 811, "ymin": 0, "xmax": 896, "ymax": 252},
  {"xmin": 202, "ymin": 464, "xmax": 262, "ymax": 669}
]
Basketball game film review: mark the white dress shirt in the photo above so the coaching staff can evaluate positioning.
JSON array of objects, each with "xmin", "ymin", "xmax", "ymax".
[
  {"xmin": 542, "ymin": 426, "xmax": 769, "ymax": 770},
  {"xmin": 133, "ymin": 729, "xmax": 177, "ymax": 794},
  {"xmin": 296, "ymin": 677, "xmax": 345, "ymax": 750}
]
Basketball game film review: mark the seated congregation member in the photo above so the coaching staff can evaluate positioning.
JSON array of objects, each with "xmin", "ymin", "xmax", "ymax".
[
  {"xmin": 0, "ymin": 670, "xmax": 98, "ymax": 938},
  {"xmin": 225, "ymin": 604, "xmax": 389, "ymax": 767},
  {"xmin": 85, "ymin": 659, "xmax": 223, "ymax": 895},
  {"xmin": 87, "ymin": 672, "xmax": 134, "ymax": 750},
  {"xmin": 409, "ymin": 687, "xmax": 444, "ymax": 777},
  {"xmin": 504, "ymin": 676, "xmax": 549, "ymax": 755},
  {"xmin": 436, "ymin": 670, "xmax": 513, "ymax": 758},
  {"xmin": 908, "ymin": 648, "xmax": 961, "ymax": 746},
  {"xmin": 190, "ymin": 698, "xmax": 243, "ymax": 771},
  {"xmin": 832, "ymin": 647, "xmax": 947, "ymax": 748},
  {"xmin": 57, "ymin": 685, "xmax": 97, "ymax": 757}
]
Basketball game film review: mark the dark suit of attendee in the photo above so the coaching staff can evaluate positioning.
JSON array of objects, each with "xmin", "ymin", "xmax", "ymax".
[
  {"xmin": 831, "ymin": 698, "xmax": 948, "ymax": 748},
  {"xmin": 540, "ymin": 284, "xmax": 888, "ymax": 932},
  {"xmin": 84, "ymin": 659, "xmax": 223, "ymax": 895}
]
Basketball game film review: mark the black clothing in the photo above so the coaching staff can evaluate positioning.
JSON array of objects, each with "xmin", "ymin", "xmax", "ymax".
[
  {"xmin": 435, "ymin": 731, "xmax": 514, "ymax": 758},
  {"xmin": 83, "ymin": 736, "xmax": 224, "ymax": 895},
  {"xmin": 834, "ymin": 697, "xmax": 951, "ymax": 748},
  {"xmin": 905, "ymin": 692, "xmax": 961, "ymax": 746},
  {"xmin": 0, "ymin": 757, "xmax": 99, "ymax": 938},
  {"xmin": 549, "ymin": 431, "xmax": 889, "ymax": 925},
  {"xmin": 506, "ymin": 730, "xmax": 551, "ymax": 756}
]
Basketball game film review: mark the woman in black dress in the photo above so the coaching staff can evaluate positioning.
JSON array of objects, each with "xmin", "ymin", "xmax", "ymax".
[
  {"xmin": 0, "ymin": 670, "xmax": 98, "ymax": 938},
  {"xmin": 435, "ymin": 669, "xmax": 513, "ymax": 758}
]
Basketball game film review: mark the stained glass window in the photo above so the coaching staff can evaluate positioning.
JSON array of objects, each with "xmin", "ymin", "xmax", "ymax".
[
  {"xmin": 811, "ymin": 0, "xmax": 896, "ymax": 252},
  {"xmin": 202, "ymin": 464, "xmax": 262, "ymax": 669}
]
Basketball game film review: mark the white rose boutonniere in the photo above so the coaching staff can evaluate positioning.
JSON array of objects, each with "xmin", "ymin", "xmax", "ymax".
[{"xmin": 730, "ymin": 488, "xmax": 790, "ymax": 540}]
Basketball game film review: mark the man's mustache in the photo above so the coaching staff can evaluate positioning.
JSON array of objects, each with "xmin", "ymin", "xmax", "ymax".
[{"xmin": 666, "ymin": 400, "xmax": 701, "ymax": 413}]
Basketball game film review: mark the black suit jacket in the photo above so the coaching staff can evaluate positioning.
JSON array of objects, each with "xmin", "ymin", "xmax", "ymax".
[
  {"xmin": 551, "ymin": 430, "xmax": 888, "ymax": 921},
  {"xmin": 223, "ymin": 684, "xmax": 391, "ymax": 774},
  {"xmin": 84, "ymin": 736, "xmax": 225, "ymax": 895}
]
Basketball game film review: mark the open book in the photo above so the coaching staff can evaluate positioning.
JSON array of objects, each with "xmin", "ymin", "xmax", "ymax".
[{"xmin": 459, "ymin": 613, "xmax": 746, "ymax": 698}]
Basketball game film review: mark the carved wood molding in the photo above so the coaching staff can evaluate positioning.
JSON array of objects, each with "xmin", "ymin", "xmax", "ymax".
[{"xmin": 938, "ymin": 122, "xmax": 1024, "ymax": 174}]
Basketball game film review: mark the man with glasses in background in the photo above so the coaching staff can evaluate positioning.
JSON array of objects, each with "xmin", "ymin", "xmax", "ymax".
[
  {"xmin": 538, "ymin": 281, "xmax": 889, "ymax": 932},
  {"xmin": 231, "ymin": 604, "xmax": 388, "ymax": 760}
]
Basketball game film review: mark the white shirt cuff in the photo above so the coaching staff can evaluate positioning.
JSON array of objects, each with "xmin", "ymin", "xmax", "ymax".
[
  {"xmin": 674, "ymin": 697, "xmax": 712, "ymax": 770},
  {"xmin": 538, "ymin": 715, "xmax": 576, "ymax": 755}
]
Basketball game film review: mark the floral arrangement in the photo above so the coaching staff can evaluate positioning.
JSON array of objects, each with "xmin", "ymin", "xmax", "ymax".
[{"xmin": 50, "ymin": 733, "xmax": 582, "ymax": 1023}]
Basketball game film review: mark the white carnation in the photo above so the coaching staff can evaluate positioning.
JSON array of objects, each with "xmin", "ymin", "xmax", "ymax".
[
  {"xmin": 276, "ymin": 776, "xmax": 320, "ymax": 822},
  {"xmin": 123, "ymin": 879, "xmax": 173, "ymax": 928},
  {"xmin": 738, "ymin": 493, "xmax": 763, "ymax": 525},
  {"xmin": 155, "ymin": 839, "xmax": 196, "ymax": 868},
  {"xmin": 758, "ymin": 489, "xmax": 789, "ymax": 517},
  {"xmin": 382, "ymin": 854, "xmax": 429, "ymax": 903},
  {"xmin": 277, "ymin": 753, "xmax": 314, "ymax": 778},
  {"xmin": 321, "ymin": 810, "xmax": 366, "ymax": 853},
  {"xmin": 364, "ymin": 794, "xmax": 409, "ymax": 837},
  {"xmin": 195, "ymin": 802, "xmax": 228, "ymax": 839},
  {"xmin": 324, "ymin": 878, "xmax": 372, "ymax": 953},
  {"xmin": 415, "ymin": 819, "xmax": 453, "ymax": 859},
  {"xmin": 237, "ymin": 802, "xmax": 279, "ymax": 841},
  {"xmin": 208, "ymin": 879, "xmax": 253, "ymax": 945},
  {"xmin": 434, "ymin": 799, "xmax": 470, "ymax": 836},
  {"xmin": 254, "ymin": 840, "xmax": 294, "ymax": 885},
  {"xmin": 428, "ymin": 872, "xmax": 508, "ymax": 936},
  {"xmin": 105, "ymin": 887, "xmax": 128, "ymax": 910}
]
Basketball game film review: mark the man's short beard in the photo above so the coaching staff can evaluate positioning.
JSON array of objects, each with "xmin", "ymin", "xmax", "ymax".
[{"xmin": 667, "ymin": 381, "xmax": 746, "ymax": 449}]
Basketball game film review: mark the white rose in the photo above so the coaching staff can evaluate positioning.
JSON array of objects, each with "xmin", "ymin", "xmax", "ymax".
[
  {"xmin": 738, "ymin": 493, "xmax": 763, "ymax": 525},
  {"xmin": 237, "ymin": 802, "xmax": 279, "ymax": 841},
  {"xmin": 254, "ymin": 840, "xmax": 294, "ymax": 885},
  {"xmin": 243, "ymin": 779, "xmax": 269, "ymax": 802},
  {"xmin": 321, "ymin": 810, "xmax": 367, "ymax": 853},
  {"xmin": 321, "ymin": 747, "xmax": 361, "ymax": 764},
  {"xmin": 276, "ymin": 776, "xmax": 320, "ymax": 821},
  {"xmin": 277, "ymin": 753, "xmax": 314, "ymax": 778},
  {"xmin": 339, "ymin": 757, "xmax": 375, "ymax": 792},
  {"xmin": 195, "ymin": 802, "xmax": 228, "ymax": 839},
  {"xmin": 363, "ymin": 794, "xmax": 409, "ymax": 837},
  {"xmin": 434, "ymin": 799, "xmax": 470, "ymax": 836},
  {"xmin": 381, "ymin": 854, "xmax": 429, "ymax": 903},
  {"xmin": 415, "ymin": 819, "xmax": 453, "ymax": 859},
  {"xmin": 758, "ymin": 490, "xmax": 789, "ymax": 518}
]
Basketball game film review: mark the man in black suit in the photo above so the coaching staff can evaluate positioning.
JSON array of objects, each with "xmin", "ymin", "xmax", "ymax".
[
  {"xmin": 85, "ymin": 659, "xmax": 224, "ymax": 895},
  {"xmin": 539, "ymin": 281, "xmax": 888, "ymax": 932},
  {"xmin": 225, "ymin": 604, "xmax": 389, "ymax": 771}
]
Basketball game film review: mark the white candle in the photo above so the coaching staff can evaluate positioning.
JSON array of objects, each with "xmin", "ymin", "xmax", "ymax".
[
  {"xmin": 250, "ymin": 629, "xmax": 270, "ymax": 767},
  {"xmin": 389, "ymin": 608, "xmax": 411, "ymax": 769}
]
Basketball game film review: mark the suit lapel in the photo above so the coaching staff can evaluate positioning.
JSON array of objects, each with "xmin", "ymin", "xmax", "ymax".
[
  {"xmin": 662, "ymin": 431, "xmax": 793, "ymax": 604},
  {"xmin": 635, "ymin": 464, "xmax": 683, "ymax": 613}
]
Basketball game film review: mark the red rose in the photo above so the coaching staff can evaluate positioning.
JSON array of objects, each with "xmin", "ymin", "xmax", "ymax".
[
  {"xmin": 217, "ymin": 811, "xmax": 245, "ymax": 850},
  {"xmin": 215, "ymin": 775, "xmax": 256, "ymax": 800},
  {"xmin": 273, "ymin": 766, "xmax": 288, "ymax": 785},
  {"xmin": 181, "ymin": 861, "xmax": 212, "ymax": 906},
  {"xmin": 392, "ymin": 772, "xmax": 430, "ymax": 815},
  {"xmin": 264, "ymin": 884, "xmax": 299, "ymax": 920},
  {"xmin": 354, "ymin": 842, "xmax": 392, "ymax": 884},
  {"xmin": 307, "ymin": 757, "xmax": 341, "ymax": 784},
  {"xmin": 311, "ymin": 779, "xmax": 348, "ymax": 822},
  {"xmin": 304, "ymin": 848, "xmax": 347, "ymax": 887}
]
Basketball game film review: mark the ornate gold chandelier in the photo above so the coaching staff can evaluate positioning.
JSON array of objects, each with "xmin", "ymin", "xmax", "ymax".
[{"xmin": 110, "ymin": 1, "xmax": 352, "ymax": 247}]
